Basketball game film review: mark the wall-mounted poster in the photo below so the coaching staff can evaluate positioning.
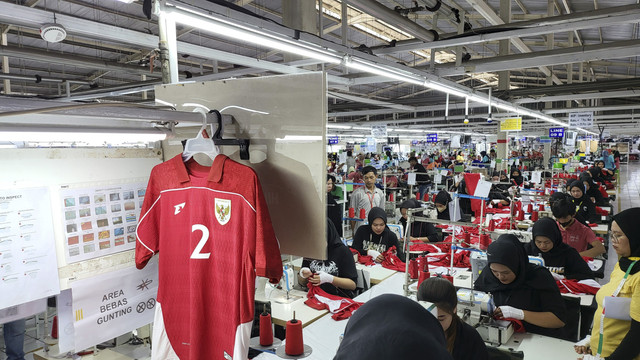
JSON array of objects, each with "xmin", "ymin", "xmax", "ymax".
[
  {"xmin": 60, "ymin": 182, "xmax": 146, "ymax": 263},
  {"xmin": 0, "ymin": 187, "xmax": 60, "ymax": 309}
]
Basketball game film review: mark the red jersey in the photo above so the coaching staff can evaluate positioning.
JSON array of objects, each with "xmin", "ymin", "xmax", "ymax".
[
  {"xmin": 558, "ymin": 219, "xmax": 596, "ymax": 253},
  {"xmin": 136, "ymin": 154, "xmax": 282, "ymax": 360}
]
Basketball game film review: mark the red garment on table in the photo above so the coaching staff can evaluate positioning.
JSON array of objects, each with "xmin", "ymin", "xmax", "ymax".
[
  {"xmin": 381, "ymin": 246, "xmax": 406, "ymax": 272},
  {"xmin": 409, "ymin": 243, "xmax": 443, "ymax": 253},
  {"xmin": 463, "ymin": 173, "xmax": 484, "ymax": 217},
  {"xmin": 501, "ymin": 318, "xmax": 526, "ymax": 333},
  {"xmin": 305, "ymin": 284, "xmax": 363, "ymax": 320},
  {"xmin": 427, "ymin": 250, "xmax": 471, "ymax": 268},
  {"xmin": 485, "ymin": 208, "xmax": 511, "ymax": 214},
  {"xmin": 598, "ymin": 186, "xmax": 609, "ymax": 198},
  {"xmin": 556, "ymin": 279, "xmax": 600, "ymax": 295},
  {"xmin": 595, "ymin": 207, "xmax": 609, "ymax": 216},
  {"xmin": 349, "ymin": 248, "xmax": 375, "ymax": 266}
]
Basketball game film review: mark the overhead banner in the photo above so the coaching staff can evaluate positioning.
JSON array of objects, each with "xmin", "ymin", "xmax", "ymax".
[
  {"xmin": 549, "ymin": 128, "xmax": 565, "ymax": 138},
  {"xmin": 500, "ymin": 117, "xmax": 522, "ymax": 131},
  {"xmin": 569, "ymin": 112, "xmax": 593, "ymax": 128},
  {"xmin": 71, "ymin": 260, "xmax": 158, "ymax": 351},
  {"xmin": 426, "ymin": 133, "xmax": 438, "ymax": 143},
  {"xmin": 371, "ymin": 125, "xmax": 387, "ymax": 138},
  {"xmin": 365, "ymin": 137, "xmax": 377, "ymax": 152},
  {"xmin": 0, "ymin": 187, "xmax": 60, "ymax": 309}
]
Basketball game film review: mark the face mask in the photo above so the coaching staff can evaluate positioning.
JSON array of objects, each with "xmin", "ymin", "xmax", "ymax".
[{"xmin": 558, "ymin": 219, "xmax": 573, "ymax": 228}]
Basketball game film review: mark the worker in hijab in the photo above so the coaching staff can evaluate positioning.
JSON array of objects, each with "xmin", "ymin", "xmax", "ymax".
[
  {"xmin": 525, "ymin": 217, "xmax": 594, "ymax": 281},
  {"xmin": 351, "ymin": 207, "xmax": 405, "ymax": 262},
  {"xmin": 398, "ymin": 199, "xmax": 440, "ymax": 243},
  {"xmin": 299, "ymin": 220, "xmax": 357, "ymax": 298},
  {"xmin": 575, "ymin": 208, "xmax": 640, "ymax": 360},
  {"xmin": 580, "ymin": 172, "xmax": 609, "ymax": 206},
  {"xmin": 567, "ymin": 179, "xmax": 599, "ymax": 223},
  {"xmin": 434, "ymin": 190, "xmax": 452, "ymax": 220},
  {"xmin": 510, "ymin": 168, "xmax": 524, "ymax": 187},
  {"xmin": 475, "ymin": 234, "xmax": 566, "ymax": 338},
  {"xmin": 418, "ymin": 277, "xmax": 488, "ymax": 360},
  {"xmin": 489, "ymin": 171, "xmax": 511, "ymax": 206},
  {"xmin": 326, "ymin": 174, "xmax": 343, "ymax": 237},
  {"xmin": 334, "ymin": 294, "xmax": 453, "ymax": 360}
]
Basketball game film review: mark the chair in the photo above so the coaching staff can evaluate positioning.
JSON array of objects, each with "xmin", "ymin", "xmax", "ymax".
[{"xmin": 560, "ymin": 295, "xmax": 582, "ymax": 342}]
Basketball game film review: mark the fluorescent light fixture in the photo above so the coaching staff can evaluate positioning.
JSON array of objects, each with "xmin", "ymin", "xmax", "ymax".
[
  {"xmin": 276, "ymin": 135, "xmax": 323, "ymax": 142},
  {"xmin": 327, "ymin": 124, "xmax": 352, "ymax": 129},
  {"xmin": 351, "ymin": 126, "xmax": 371, "ymax": 130},
  {"xmin": 0, "ymin": 126, "xmax": 169, "ymax": 144},
  {"xmin": 166, "ymin": 8, "xmax": 341, "ymax": 65},
  {"xmin": 345, "ymin": 57, "xmax": 424, "ymax": 86},
  {"xmin": 423, "ymin": 81, "xmax": 468, "ymax": 98},
  {"xmin": 116, "ymin": 0, "xmax": 135, "ymax": 3}
]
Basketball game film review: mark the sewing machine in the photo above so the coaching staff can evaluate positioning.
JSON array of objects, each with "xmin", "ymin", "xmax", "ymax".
[
  {"xmin": 456, "ymin": 289, "xmax": 514, "ymax": 345},
  {"xmin": 273, "ymin": 265, "xmax": 300, "ymax": 304}
]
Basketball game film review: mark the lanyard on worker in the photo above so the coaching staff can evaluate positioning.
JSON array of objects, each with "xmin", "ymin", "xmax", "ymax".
[
  {"xmin": 597, "ymin": 260, "xmax": 638, "ymax": 356},
  {"xmin": 366, "ymin": 189, "xmax": 375, "ymax": 209}
]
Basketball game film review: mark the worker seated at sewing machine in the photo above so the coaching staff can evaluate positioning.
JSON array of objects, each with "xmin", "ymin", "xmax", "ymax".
[
  {"xmin": 524, "ymin": 217, "xmax": 595, "ymax": 281},
  {"xmin": 298, "ymin": 219, "xmax": 357, "ymax": 298},
  {"xmin": 398, "ymin": 199, "xmax": 441, "ymax": 243},
  {"xmin": 474, "ymin": 234, "xmax": 567, "ymax": 339},
  {"xmin": 418, "ymin": 277, "xmax": 488, "ymax": 360}
]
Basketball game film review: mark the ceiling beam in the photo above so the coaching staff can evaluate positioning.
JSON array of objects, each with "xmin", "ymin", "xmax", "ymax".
[
  {"xmin": 434, "ymin": 39, "xmax": 640, "ymax": 77},
  {"xmin": 514, "ymin": 90, "xmax": 640, "ymax": 104}
]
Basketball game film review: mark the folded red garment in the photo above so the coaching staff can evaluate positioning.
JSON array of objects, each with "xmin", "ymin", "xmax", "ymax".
[
  {"xmin": 349, "ymin": 248, "xmax": 375, "ymax": 266},
  {"xmin": 588, "ymin": 223, "xmax": 598, "ymax": 228},
  {"xmin": 595, "ymin": 207, "xmax": 609, "ymax": 216},
  {"xmin": 427, "ymin": 250, "xmax": 471, "ymax": 268},
  {"xmin": 581, "ymin": 256, "xmax": 594, "ymax": 262},
  {"xmin": 556, "ymin": 279, "xmax": 600, "ymax": 295},
  {"xmin": 409, "ymin": 243, "xmax": 442, "ymax": 253},
  {"xmin": 305, "ymin": 284, "xmax": 364, "ymax": 320}
]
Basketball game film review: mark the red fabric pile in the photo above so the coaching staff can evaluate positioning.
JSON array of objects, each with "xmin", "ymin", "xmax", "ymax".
[
  {"xmin": 427, "ymin": 250, "xmax": 471, "ymax": 268},
  {"xmin": 409, "ymin": 243, "xmax": 443, "ymax": 253},
  {"xmin": 349, "ymin": 248, "xmax": 375, "ymax": 266},
  {"xmin": 595, "ymin": 207, "xmax": 609, "ymax": 216},
  {"xmin": 556, "ymin": 279, "xmax": 600, "ymax": 295},
  {"xmin": 380, "ymin": 246, "xmax": 406, "ymax": 272},
  {"xmin": 305, "ymin": 284, "xmax": 363, "ymax": 320}
]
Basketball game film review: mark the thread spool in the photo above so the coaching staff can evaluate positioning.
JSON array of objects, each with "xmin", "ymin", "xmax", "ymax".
[
  {"xmin": 527, "ymin": 203, "xmax": 533, "ymax": 213},
  {"xmin": 517, "ymin": 210, "xmax": 525, "ymax": 221},
  {"xmin": 423, "ymin": 192, "xmax": 429, "ymax": 202},
  {"xmin": 259, "ymin": 305, "xmax": 273, "ymax": 346},
  {"xmin": 488, "ymin": 219, "xmax": 495, "ymax": 232},
  {"xmin": 418, "ymin": 270, "xmax": 431, "ymax": 287},
  {"xmin": 359, "ymin": 208, "xmax": 366, "ymax": 219},
  {"xmin": 416, "ymin": 192, "xmax": 422, "ymax": 201},
  {"xmin": 51, "ymin": 315, "xmax": 58, "ymax": 339},
  {"xmin": 409, "ymin": 259, "xmax": 418, "ymax": 279},
  {"xmin": 432, "ymin": 193, "xmax": 437, "ymax": 203},
  {"xmin": 389, "ymin": 192, "xmax": 394, "ymax": 202},
  {"xmin": 539, "ymin": 204, "xmax": 545, "ymax": 211},
  {"xmin": 422, "ymin": 255, "xmax": 429, "ymax": 272},
  {"xmin": 479, "ymin": 233, "xmax": 491, "ymax": 250},
  {"xmin": 531, "ymin": 211, "xmax": 539, "ymax": 222},
  {"xmin": 416, "ymin": 256, "xmax": 424, "ymax": 274},
  {"xmin": 463, "ymin": 231, "xmax": 471, "ymax": 244},
  {"xmin": 348, "ymin": 207, "xmax": 355, "ymax": 218},
  {"xmin": 285, "ymin": 312, "xmax": 304, "ymax": 356}
]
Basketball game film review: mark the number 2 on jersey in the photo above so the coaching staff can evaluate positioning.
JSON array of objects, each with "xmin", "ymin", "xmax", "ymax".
[{"xmin": 190, "ymin": 224, "xmax": 211, "ymax": 259}]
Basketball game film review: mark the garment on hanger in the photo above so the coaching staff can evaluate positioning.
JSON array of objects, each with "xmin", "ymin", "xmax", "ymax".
[{"xmin": 135, "ymin": 154, "xmax": 282, "ymax": 360}]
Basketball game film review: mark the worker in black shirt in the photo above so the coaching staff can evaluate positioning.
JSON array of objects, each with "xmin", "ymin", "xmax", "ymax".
[
  {"xmin": 409, "ymin": 156, "xmax": 431, "ymax": 196},
  {"xmin": 398, "ymin": 199, "xmax": 440, "ymax": 243}
]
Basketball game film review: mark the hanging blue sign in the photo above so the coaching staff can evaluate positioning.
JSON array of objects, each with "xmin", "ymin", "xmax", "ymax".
[
  {"xmin": 426, "ymin": 133, "xmax": 438, "ymax": 143},
  {"xmin": 328, "ymin": 136, "xmax": 339, "ymax": 145},
  {"xmin": 549, "ymin": 128, "xmax": 565, "ymax": 138}
]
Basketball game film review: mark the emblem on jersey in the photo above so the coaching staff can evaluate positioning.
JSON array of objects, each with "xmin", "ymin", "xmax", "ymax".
[
  {"xmin": 174, "ymin": 202, "xmax": 186, "ymax": 215},
  {"xmin": 215, "ymin": 198, "xmax": 231, "ymax": 225}
]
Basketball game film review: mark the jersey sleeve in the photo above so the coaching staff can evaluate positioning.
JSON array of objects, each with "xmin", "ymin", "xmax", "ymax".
[
  {"xmin": 135, "ymin": 171, "xmax": 161, "ymax": 269},
  {"xmin": 252, "ymin": 174, "xmax": 283, "ymax": 283}
]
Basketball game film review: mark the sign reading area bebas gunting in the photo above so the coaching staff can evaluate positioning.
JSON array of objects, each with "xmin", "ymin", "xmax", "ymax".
[
  {"xmin": 71, "ymin": 260, "xmax": 158, "ymax": 351},
  {"xmin": 500, "ymin": 117, "xmax": 522, "ymax": 131}
]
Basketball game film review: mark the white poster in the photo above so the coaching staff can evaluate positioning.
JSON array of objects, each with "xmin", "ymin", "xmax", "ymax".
[
  {"xmin": 371, "ymin": 125, "xmax": 387, "ymax": 138},
  {"xmin": 59, "ymin": 182, "xmax": 146, "ymax": 263},
  {"xmin": 0, "ymin": 187, "xmax": 60, "ymax": 309},
  {"xmin": 473, "ymin": 180, "xmax": 492, "ymax": 199},
  {"xmin": 0, "ymin": 298, "xmax": 46, "ymax": 325},
  {"xmin": 72, "ymin": 260, "xmax": 158, "ymax": 351},
  {"xmin": 531, "ymin": 171, "xmax": 542, "ymax": 184},
  {"xmin": 569, "ymin": 112, "xmax": 594, "ymax": 128},
  {"xmin": 407, "ymin": 172, "xmax": 417, "ymax": 185}
]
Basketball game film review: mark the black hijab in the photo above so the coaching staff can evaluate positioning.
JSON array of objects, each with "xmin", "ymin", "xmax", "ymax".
[
  {"xmin": 567, "ymin": 179, "xmax": 586, "ymax": 199},
  {"xmin": 475, "ymin": 234, "xmax": 557, "ymax": 292},
  {"xmin": 613, "ymin": 208, "xmax": 640, "ymax": 275},
  {"xmin": 510, "ymin": 169, "xmax": 524, "ymax": 186},
  {"xmin": 334, "ymin": 294, "xmax": 453, "ymax": 360},
  {"xmin": 326, "ymin": 218, "xmax": 343, "ymax": 251},
  {"xmin": 434, "ymin": 190, "xmax": 452, "ymax": 220}
]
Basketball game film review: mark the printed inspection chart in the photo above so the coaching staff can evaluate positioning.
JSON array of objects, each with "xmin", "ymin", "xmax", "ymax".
[
  {"xmin": 60, "ymin": 182, "xmax": 146, "ymax": 263},
  {"xmin": 0, "ymin": 187, "xmax": 60, "ymax": 309}
]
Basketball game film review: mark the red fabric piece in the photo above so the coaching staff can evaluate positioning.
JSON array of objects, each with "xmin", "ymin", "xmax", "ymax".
[
  {"xmin": 305, "ymin": 284, "xmax": 364, "ymax": 320},
  {"xmin": 409, "ymin": 243, "xmax": 443, "ymax": 253},
  {"xmin": 581, "ymin": 256, "xmax": 594, "ymax": 262},
  {"xmin": 588, "ymin": 223, "xmax": 598, "ymax": 228},
  {"xmin": 595, "ymin": 206, "xmax": 609, "ymax": 216},
  {"xmin": 380, "ymin": 246, "xmax": 406, "ymax": 272},
  {"xmin": 485, "ymin": 207, "xmax": 511, "ymax": 214},
  {"xmin": 556, "ymin": 279, "xmax": 600, "ymax": 295},
  {"xmin": 463, "ymin": 173, "xmax": 483, "ymax": 217},
  {"xmin": 598, "ymin": 186, "xmax": 609, "ymax": 198},
  {"xmin": 427, "ymin": 250, "xmax": 471, "ymax": 268},
  {"xmin": 350, "ymin": 248, "xmax": 376, "ymax": 266}
]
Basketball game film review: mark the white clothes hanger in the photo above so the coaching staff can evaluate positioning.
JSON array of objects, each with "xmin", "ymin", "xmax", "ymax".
[{"xmin": 182, "ymin": 108, "xmax": 219, "ymax": 162}]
